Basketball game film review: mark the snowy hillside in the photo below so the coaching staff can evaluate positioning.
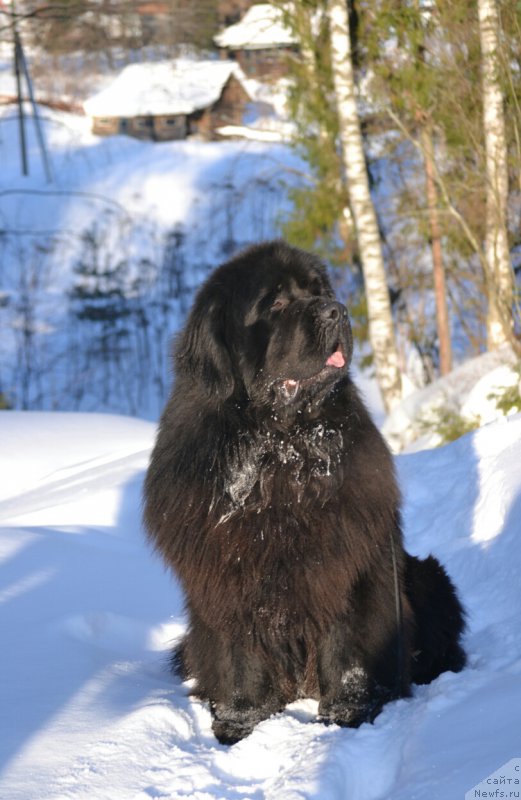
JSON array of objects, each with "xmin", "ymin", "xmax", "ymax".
[
  {"xmin": 1, "ymin": 409, "xmax": 520, "ymax": 800},
  {"xmin": 0, "ymin": 104, "xmax": 302, "ymax": 417}
]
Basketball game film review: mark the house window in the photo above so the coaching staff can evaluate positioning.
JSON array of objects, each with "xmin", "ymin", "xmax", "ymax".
[{"xmin": 96, "ymin": 117, "xmax": 117, "ymax": 129}]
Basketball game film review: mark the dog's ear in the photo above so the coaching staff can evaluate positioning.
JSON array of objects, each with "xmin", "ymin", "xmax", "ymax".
[{"xmin": 174, "ymin": 293, "xmax": 235, "ymax": 400}]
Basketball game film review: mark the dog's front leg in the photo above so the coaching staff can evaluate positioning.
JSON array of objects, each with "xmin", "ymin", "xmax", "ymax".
[
  {"xmin": 207, "ymin": 639, "xmax": 284, "ymax": 745},
  {"xmin": 317, "ymin": 630, "xmax": 379, "ymax": 727},
  {"xmin": 316, "ymin": 609, "xmax": 408, "ymax": 728}
]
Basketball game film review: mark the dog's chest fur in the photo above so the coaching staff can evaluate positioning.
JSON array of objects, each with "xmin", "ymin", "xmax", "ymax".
[
  {"xmin": 221, "ymin": 419, "xmax": 345, "ymax": 515},
  {"xmin": 192, "ymin": 418, "xmax": 367, "ymax": 644}
]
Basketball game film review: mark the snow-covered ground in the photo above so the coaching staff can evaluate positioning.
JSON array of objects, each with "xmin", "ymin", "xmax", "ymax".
[{"xmin": 1, "ymin": 409, "xmax": 520, "ymax": 800}]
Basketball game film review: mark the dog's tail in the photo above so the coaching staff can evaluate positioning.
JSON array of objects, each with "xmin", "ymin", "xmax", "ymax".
[
  {"xmin": 171, "ymin": 637, "xmax": 189, "ymax": 679},
  {"xmin": 405, "ymin": 553, "xmax": 466, "ymax": 685}
]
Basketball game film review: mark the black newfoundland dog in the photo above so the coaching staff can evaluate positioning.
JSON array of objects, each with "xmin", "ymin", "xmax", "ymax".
[{"xmin": 144, "ymin": 240, "xmax": 465, "ymax": 745}]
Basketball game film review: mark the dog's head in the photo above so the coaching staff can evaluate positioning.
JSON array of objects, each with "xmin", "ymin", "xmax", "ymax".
[{"xmin": 175, "ymin": 241, "xmax": 353, "ymax": 409}]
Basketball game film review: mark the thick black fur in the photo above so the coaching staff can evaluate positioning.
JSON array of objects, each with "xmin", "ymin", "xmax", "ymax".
[{"xmin": 144, "ymin": 240, "xmax": 466, "ymax": 745}]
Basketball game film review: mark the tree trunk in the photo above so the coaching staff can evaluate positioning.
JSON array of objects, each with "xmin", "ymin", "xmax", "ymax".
[
  {"xmin": 477, "ymin": 0, "xmax": 514, "ymax": 350},
  {"xmin": 421, "ymin": 125, "xmax": 452, "ymax": 375},
  {"xmin": 327, "ymin": 0, "xmax": 402, "ymax": 412}
]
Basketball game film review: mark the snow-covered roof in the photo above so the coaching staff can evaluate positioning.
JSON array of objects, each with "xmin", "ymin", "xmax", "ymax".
[
  {"xmin": 83, "ymin": 59, "xmax": 249, "ymax": 118},
  {"xmin": 214, "ymin": 3, "xmax": 296, "ymax": 50}
]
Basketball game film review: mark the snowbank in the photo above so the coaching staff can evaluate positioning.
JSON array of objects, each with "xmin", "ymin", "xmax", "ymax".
[
  {"xmin": 1, "ymin": 409, "xmax": 521, "ymax": 799},
  {"xmin": 383, "ymin": 346, "xmax": 519, "ymax": 451}
]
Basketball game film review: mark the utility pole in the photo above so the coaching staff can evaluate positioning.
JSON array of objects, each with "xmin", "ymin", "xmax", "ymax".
[{"xmin": 10, "ymin": 0, "xmax": 53, "ymax": 181}]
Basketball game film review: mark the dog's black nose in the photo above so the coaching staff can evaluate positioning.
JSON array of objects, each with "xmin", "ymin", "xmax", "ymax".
[{"xmin": 318, "ymin": 301, "xmax": 346, "ymax": 324}]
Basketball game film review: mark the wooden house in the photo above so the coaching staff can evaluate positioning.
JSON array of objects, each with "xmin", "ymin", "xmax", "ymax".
[
  {"xmin": 214, "ymin": 3, "xmax": 297, "ymax": 80},
  {"xmin": 83, "ymin": 59, "xmax": 251, "ymax": 141}
]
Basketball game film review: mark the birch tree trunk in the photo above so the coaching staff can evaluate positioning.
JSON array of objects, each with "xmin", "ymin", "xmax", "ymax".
[
  {"xmin": 477, "ymin": 0, "xmax": 514, "ymax": 349},
  {"xmin": 327, "ymin": 0, "xmax": 402, "ymax": 412}
]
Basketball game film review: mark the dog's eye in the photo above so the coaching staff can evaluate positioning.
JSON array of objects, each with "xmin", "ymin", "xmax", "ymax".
[
  {"xmin": 270, "ymin": 298, "xmax": 289, "ymax": 313},
  {"xmin": 310, "ymin": 278, "xmax": 323, "ymax": 296}
]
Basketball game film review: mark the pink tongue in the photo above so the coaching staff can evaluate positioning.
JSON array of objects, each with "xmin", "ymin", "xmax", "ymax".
[{"xmin": 326, "ymin": 349, "xmax": 345, "ymax": 368}]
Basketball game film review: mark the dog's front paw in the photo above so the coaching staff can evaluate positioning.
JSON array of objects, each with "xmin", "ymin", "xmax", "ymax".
[
  {"xmin": 211, "ymin": 714, "xmax": 255, "ymax": 745},
  {"xmin": 318, "ymin": 698, "xmax": 381, "ymax": 728},
  {"xmin": 211, "ymin": 699, "xmax": 281, "ymax": 745}
]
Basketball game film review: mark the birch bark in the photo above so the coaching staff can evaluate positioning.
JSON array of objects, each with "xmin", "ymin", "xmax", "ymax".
[
  {"xmin": 477, "ymin": 0, "xmax": 514, "ymax": 349},
  {"xmin": 328, "ymin": 0, "xmax": 402, "ymax": 411}
]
